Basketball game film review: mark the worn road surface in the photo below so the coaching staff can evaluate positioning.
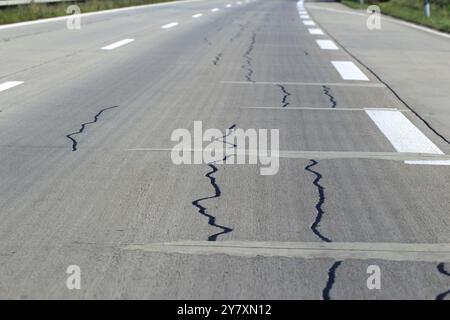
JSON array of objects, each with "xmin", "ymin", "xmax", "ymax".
[{"xmin": 0, "ymin": 0, "xmax": 449, "ymax": 299}]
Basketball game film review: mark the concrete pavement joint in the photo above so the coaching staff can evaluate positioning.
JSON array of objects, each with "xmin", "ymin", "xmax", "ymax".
[
  {"xmin": 122, "ymin": 241, "xmax": 450, "ymax": 263},
  {"xmin": 125, "ymin": 149, "xmax": 450, "ymax": 162},
  {"xmin": 245, "ymin": 107, "xmax": 409, "ymax": 112},
  {"xmin": 221, "ymin": 81, "xmax": 385, "ymax": 88}
]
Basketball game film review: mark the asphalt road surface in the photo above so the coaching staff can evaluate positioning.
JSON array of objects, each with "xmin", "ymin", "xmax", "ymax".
[{"xmin": 0, "ymin": 0, "xmax": 450, "ymax": 299}]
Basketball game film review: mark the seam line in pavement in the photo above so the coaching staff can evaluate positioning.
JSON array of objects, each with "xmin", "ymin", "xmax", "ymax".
[
  {"xmin": 221, "ymin": 81, "xmax": 384, "ymax": 87},
  {"xmin": 124, "ymin": 149, "xmax": 450, "ymax": 162},
  {"xmin": 122, "ymin": 241, "xmax": 450, "ymax": 262},
  {"xmin": 245, "ymin": 107, "xmax": 410, "ymax": 112}
]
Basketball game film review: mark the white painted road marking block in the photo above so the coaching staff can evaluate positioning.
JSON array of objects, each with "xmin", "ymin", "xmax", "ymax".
[
  {"xmin": 161, "ymin": 22, "xmax": 179, "ymax": 29},
  {"xmin": 0, "ymin": 81, "xmax": 23, "ymax": 93},
  {"xmin": 308, "ymin": 28, "xmax": 324, "ymax": 35},
  {"xmin": 303, "ymin": 20, "xmax": 316, "ymax": 26},
  {"xmin": 300, "ymin": 15, "xmax": 310, "ymax": 19},
  {"xmin": 192, "ymin": 13, "xmax": 203, "ymax": 18},
  {"xmin": 226, "ymin": 4, "xmax": 232, "ymax": 7},
  {"xmin": 366, "ymin": 109, "xmax": 450, "ymax": 165},
  {"xmin": 101, "ymin": 39, "xmax": 135, "ymax": 50},
  {"xmin": 316, "ymin": 39, "xmax": 339, "ymax": 50},
  {"xmin": 211, "ymin": 8, "xmax": 219, "ymax": 12},
  {"xmin": 331, "ymin": 61, "xmax": 369, "ymax": 81}
]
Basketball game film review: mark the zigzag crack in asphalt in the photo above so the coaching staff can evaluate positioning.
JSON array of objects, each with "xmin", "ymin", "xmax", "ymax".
[
  {"xmin": 192, "ymin": 125, "xmax": 237, "ymax": 241},
  {"xmin": 305, "ymin": 159, "xmax": 342, "ymax": 300},
  {"xmin": 276, "ymin": 84, "xmax": 291, "ymax": 108},
  {"xmin": 66, "ymin": 106, "xmax": 119, "ymax": 152},
  {"xmin": 322, "ymin": 85, "xmax": 337, "ymax": 108},
  {"xmin": 436, "ymin": 263, "xmax": 450, "ymax": 300},
  {"xmin": 242, "ymin": 32, "xmax": 256, "ymax": 82},
  {"xmin": 322, "ymin": 261, "xmax": 342, "ymax": 300}
]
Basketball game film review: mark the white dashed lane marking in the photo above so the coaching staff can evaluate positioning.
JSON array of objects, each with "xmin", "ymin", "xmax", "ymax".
[
  {"xmin": 101, "ymin": 39, "xmax": 134, "ymax": 50},
  {"xmin": 316, "ymin": 39, "xmax": 339, "ymax": 50},
  {"xmin": 161, "ymin": 22, "xmax": 179, "ymax": 29},
  {"xmin": 308, "ymin": 28, "xmax": 324, "ymax": 35},
  {"xmin": 0, "ymin": 81, "xmax": 24, "ymax": 93},
  {"xmin": 366, "ymin": 109, "xmax": 450, "ymax": 165},
  {"xmin": 331, "ymin": 61, "xmax": 369, "ymax": 81}
]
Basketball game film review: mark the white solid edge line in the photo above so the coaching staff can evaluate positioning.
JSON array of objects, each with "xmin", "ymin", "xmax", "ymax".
[
  {"xmin": 161, "ymin": 22, "xmax": 179, "ymax": 29},
  {"xmin": 316, "ymin": 39, "xmax": 339, "ymax": 50},
  {"xmin": 331, "ymin": 61, "xmax": 369, "ymax": 81},
  {"xmin": 101, "ymin": 38, "xmax": 134, "ymax": 50},
  {"xmin": 192, "ymin": 13, "xmax": 203, "ymax": 18},
  {"xmin": 308, "ymin": 28, "xmax": 324, "ymax": 35},
  {"xmin": 0, "ymin": 0, "xmax": 207, "ymax": 30},
  {"xmin": 0, "ymin": 81, "xmax": 24, "ymax": 93}
]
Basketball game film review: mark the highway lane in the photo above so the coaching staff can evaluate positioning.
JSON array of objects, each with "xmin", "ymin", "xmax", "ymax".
[{"xmin": 0, "ymin": 0, "xmax": 449, "ymax": 299}]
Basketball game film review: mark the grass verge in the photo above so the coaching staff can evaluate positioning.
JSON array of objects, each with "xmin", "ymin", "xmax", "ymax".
[
  {"xmin": 0, "ymin": 0, "xmax": 179, "ymax": 25},
  {"xmin": 341, "ymin": 0, "xmax": 450, "ymax": 33}
]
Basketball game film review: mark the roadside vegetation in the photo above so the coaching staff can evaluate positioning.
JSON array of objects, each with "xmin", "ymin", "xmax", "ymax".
[
  {"xmin": 342, "ymin": 0, "xmax": 450, "ymax": 33},
  {"xmin": 0, "ymin": 0, "xmax": 177, "ymax": 25}
]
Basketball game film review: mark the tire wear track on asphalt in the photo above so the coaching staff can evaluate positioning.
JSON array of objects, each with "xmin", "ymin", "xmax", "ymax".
[
  {"xmin": 436, "ymin": 263, "xmax": 450, "ymax": 300},
  {"xmin": 66, "ymin": 106, "xmax": 119, "ymax": 152},
  {"xmin": 276, "ymin": 84, "xmax": 291, "ymax": 108},
  {"xmin": 305, "ymin": 159, "xmax": 342, "ymax": 299},
  {"xmin": 322, "ymin": 85, "xmax": 337, "ymax": 108},
  {"xmin": 192, "ymin": 125, "xmax": 237, "ymax": 241},
  {"xmin": 242, "ymin": 32, "xmax": 256, "ymax": 82},
  {"xmin": 213, "ymin": 23, "xmax": 247, "ymax": 66},
  {"xmin": 229, "ymin": 23, "xmax": 245, "ymax": 43}
]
